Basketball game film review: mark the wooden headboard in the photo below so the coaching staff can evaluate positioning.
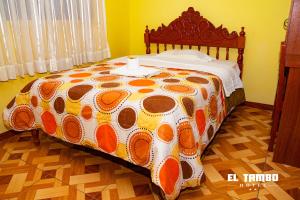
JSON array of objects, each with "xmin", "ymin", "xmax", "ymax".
[{"xmin": 144, "ymin": 7, "xmax": 246, "ymax": 77}]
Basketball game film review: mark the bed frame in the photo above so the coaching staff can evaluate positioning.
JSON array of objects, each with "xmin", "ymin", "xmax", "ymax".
[
  {"xmin": 30, "ymin": 7, "xmax": 245, "ymax": 200},
  {"xmin": 144, "ymin": 7, "xmax": 246, "ymax": 77}
]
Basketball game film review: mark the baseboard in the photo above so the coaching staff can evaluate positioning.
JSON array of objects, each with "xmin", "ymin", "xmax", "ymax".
[{"xmin": 244, "ymin": 101, "xmax": 274, "ymax": 110}]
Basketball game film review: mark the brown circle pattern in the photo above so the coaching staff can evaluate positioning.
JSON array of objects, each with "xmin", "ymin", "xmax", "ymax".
[
  {"xmin": 207, "ymin": 125, "xmax": 214, "ymax": 140},
  {"xmin": 181, "ymin": 161, "xmax": 193, "ymax": 179},
  {"xmin": 21, "ymin": 80, "xmax": 37, "ymax": 93},
  {"xmin": 163, "ymin": 78, "xmax": 180, "ymax": 83},
  {"xmin": 101, "ymin": 82, "xmax": 120, "ymax": 88},
  {"xmin": 182, "ymin": 97, "xmax": 194, "ymax": 117},
  {"xmin": 44, "ymin": 74, "xmax": 62, "ymax": 79},
  {"xmin": 6, "ymin": 97, "xmax": 16, "ymax": 109},
  {"xmin": 208, "ymin": 95, "xmax": 218, "ymax": 120},
  {"xmin": 54, "ymin": 97, "xmax": 65, "ymax": 114},
  {"xmin": 118, "ymin": 108, "xmax": 136, "ymax": 129},
  {"xmin": 96, "ymin": 63, "xmax": 109, "ymax": 67},
  {"xmin": 212, "ymin": 77, "xmax": 220, "ymax": 92},
  {"xmin": 201, "ymin": 88, "xmax": 208, "ymax": 100},
  {"xmin": 68, "ymin": 85, "xmax": 93, "ymax": 101},
  {"xmin": 143, "ymin": 95, "xmax": 175, "ymax": 114},
  {"xmin": 196, "ymin": 71, "xmax": 213, "ymax": 76},
  {"xmin": 92, "ymin": 66, "xmax": 111, "ymax": 71},
  {"xmin": 99, "ymin": 71, "xmax": 110, "ymax": 75},
  {"xmin": 186, "ymin": 76, "xmax": 209, "ymax": 84}
]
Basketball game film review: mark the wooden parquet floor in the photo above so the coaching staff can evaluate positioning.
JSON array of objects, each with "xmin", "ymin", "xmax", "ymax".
[{"xmin": 1, "ymin": 106, "xmax": 300, "ymax": 200}]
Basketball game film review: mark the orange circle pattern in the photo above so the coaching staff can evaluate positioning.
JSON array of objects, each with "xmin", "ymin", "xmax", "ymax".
[
  {"xmin": 69, "ymin": 73, "xmax": 92, "ymax": 78},
  {"xmin": 159, "ymin": 157, "xmax": 180, "ymax": 195},
  {"xmin": 71, "ymin": 79, "xmax": 84, "ymax": 83},
  {"xmin": 94, "ymin": 75, "xmax": 119, "ymax": 82},
  {"xmin": 129, "ymin": 132, "xmax": 152, "ymax": 166},
  {"xmin": 91, "ymin": 66, "xmax": 111, "ymax": 71},
  {"xmin": 177, "ymin": 121, "xmax": 197, "ymax": 156},
  {"xmin": 114, "ymin": 62, "xmax": 126, "ymax": 66},
  {"xmin": 39, "ymin": 81, "xmax": 62, "ymax": 101},
  {"xmin": 81, "ymin": 105, "xmax": 93, "ymax": 120},
  {"xmin": 96, "ymin": 124, "xmax": 117, "ymax": 153},
  {"xmin": 31, "ymin": 96, "xmax": 38, "ymax": 107},
  {"xmin": 158, "ymin": 124, "xmax": 174, "ymax": 143},
  {"xmin": 41, "ymin": 111, "xmax": 57, "ymax": 135},
  {"xmin": 128, "ymin": 79, "xmax": 155, "ymax": 87},
  {"xmin": 151, "ymin": 72, "xmax": 171, "ymax": 78},
  {"xmin": 11, "ymin": 106, "xmax": 35, "ymax": 130},
  {"xmin": 196, "ymin": 109, "xmax": 206, "ymax": 136},
  {"xmin": 164, "ymin": 84, "xmax": 195, "ymax": 94},
  {"xmin": 62, "ymin": 115, "xmax": 83, "ymax": 143},
  {"xmin": 96, "ymin": 90, "xmax": 129, "ymax": 112},
  {"xmin": 138, "ymin": 88, "xmax": 154, "ymax": 93},
  {"xmin": 178, "ymin": 72, "xmax": 190, "ymax": 75}
]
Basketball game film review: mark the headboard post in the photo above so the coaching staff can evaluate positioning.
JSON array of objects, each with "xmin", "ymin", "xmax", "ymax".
[
  {"xmin": 144, "ymin": 26, "xmax": 151, "ymax": 54},
  {"xmin": 237, "ymin": 27, "xmax": 246, "ymax": 78}
]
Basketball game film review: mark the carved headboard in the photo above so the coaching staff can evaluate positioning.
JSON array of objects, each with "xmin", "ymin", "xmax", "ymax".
[{"xmin": 144, "ymin": 7, "xmax": 246, "ymax": 77}]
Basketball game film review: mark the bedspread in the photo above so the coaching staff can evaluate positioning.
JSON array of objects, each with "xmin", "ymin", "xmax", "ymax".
[{"xmin": 2, "ymin": 62, "xmax": 227, "ymax": 199}]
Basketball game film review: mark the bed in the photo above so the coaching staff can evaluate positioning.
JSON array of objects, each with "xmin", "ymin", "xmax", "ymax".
[{"xmin": 2, "ymin": 7, "xmax": 246, "ymax": 200}]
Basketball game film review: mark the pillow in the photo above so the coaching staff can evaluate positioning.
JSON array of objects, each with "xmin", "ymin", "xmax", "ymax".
[
  {"xmin": 157, "ymin": 49, "xmax": 216, "ymax": 61},
  {"xmin": 156, "ymin": 50, "xmax": 177, "ymax": 57}
]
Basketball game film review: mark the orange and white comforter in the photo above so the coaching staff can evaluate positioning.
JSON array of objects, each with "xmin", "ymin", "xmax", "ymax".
[{"xmin": 3, "ymin": 62, "xmax": 227, "ymax": 199}]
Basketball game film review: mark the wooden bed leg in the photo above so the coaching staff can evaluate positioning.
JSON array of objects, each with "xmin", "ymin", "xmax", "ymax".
[
  {"xmin": 200, "ymin": 173, "xmax": 206, "ymax": 184},
  {"xmin": 31, "ymin": 129, "xmax": 40, "ymax": 146}
]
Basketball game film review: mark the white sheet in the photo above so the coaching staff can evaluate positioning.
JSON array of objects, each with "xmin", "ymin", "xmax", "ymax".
[
  {"xmin": 110, "ymin": 65, "xmax": 160, "ymax": 77},
  {"xmin": 109, "ymin": 55, "xmax": 243, "ymax": 97},
  {"xmin": 157, "ymin": 49, "xmax": 216, "ymax": 61}
]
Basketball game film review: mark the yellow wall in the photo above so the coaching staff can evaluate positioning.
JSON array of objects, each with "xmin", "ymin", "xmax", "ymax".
[
  {"xmin": 0, "ymin": 0, "xmax": 131, "ymax": 134},
  {"xmin": 128, "ymin": 0, "xmax": 291, "ymax": 105},
  {"xmin": 106, "ymin": 0, "xmax": 130, "ymax": 58},
  {"xmin": 0, "ymin": 0, "xmax": 292, "ymax": 133}
]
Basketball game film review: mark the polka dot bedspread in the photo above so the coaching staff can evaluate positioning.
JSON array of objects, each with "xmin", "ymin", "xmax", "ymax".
[{"xmin": 3, "ymin": 62, "xmax": 227, "ymax": 199}]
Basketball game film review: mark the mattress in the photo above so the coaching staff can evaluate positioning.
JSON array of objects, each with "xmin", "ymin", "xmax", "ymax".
[
  {"xmin": 110, "ymin": 55, "xmax": 243, "ymax": 97},
  {"xmin": 2, "ymin": 56, "xmax": 244, "ymax": 200}
]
